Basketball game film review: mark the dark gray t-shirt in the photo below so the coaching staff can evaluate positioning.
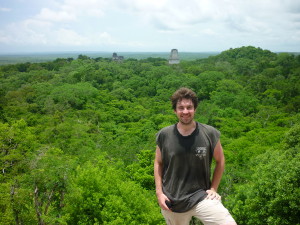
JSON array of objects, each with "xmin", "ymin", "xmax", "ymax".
[{"xmin": 156, "ymin": 122, "xmax": 220, "ymax": 212}]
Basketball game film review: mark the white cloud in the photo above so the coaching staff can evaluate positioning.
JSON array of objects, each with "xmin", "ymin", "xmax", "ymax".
[
  {"xmin": 54, "ymin": 28, "xmax": 88, "ymax": 45},
  {"xmin": 1, "ymin": 19, "xmax": 118, "ymax": 47},
  {"xmin": 0, "ymin": 7, "xmax": 11, "ymax": 12},
  {"xmin": 119, "ymin": 0, "xmax": 298, "ymax": 40},
  {"xmin": 96, "ymin": 32, "xmax": 116, "ymax": 45},
  {"xmin": 34, "ymin": 0, "xmax": 108, "ymax": 24},
  {"xmin": 1, "ymin": 19, "xmax": 52, "ymax": 45},
  {"xmin": 120, "ymin": 0, "xmax": 167, "ymax": 11},
  {"xmin": 0, "ymin": 32, "xmax": 10, "ymax": 44},
  {"xmin": 36, "ymin": 8, "xmax": 76, "ymax": 22},
  {"xmin": 0, "ymin": 0, "xmax": 299, "ymax": 52},
  {"xmin": 202, "ymin": 28, "xmax": 217, "ymax": 36},
  {"xmin": 61, "ymin": 0, "xmax": 107, "ymax": 18}
]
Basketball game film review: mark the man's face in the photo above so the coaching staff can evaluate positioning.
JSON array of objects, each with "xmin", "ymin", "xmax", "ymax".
[{"xmin": 174, "ymin": 98, "xmax": 196, "ymax": 125}]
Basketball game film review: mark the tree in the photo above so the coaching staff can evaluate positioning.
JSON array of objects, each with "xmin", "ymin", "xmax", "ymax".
[
  {"xmin": 226, "ymin": 125, "xmax": 300, "ymax": 225},
  {"xmin": 45, "ymin": 82, "xmax": 98, "ymax": 112},
  {"xmin": 126, "ymin": 150, "xmax": 155, "ymax": 190},
  {"xmin": 61, "ymin": 155, "xmax": 164, "ymax": 224},
  {"xmin": 28, "ymin": 147, "xmax": 73, "ymax": 225},
  {"xmin": 0, "ymin": 47, "xmax": 299, "ymax": 224},
  {"xmin": 196, "ymin": 71, "xmax": 225, "ymax": 100},
  {"xmin": 0, "ymin": 120, "xmax": 38, "ymax": 178},
  {"xmin": 210, "ymin": 80, "xmax": 259, "ymax": 115}
]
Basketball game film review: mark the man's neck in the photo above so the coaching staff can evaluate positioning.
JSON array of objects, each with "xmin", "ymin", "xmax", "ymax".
[{"xmin": 177, "ymin": 121, "xmax": 196, "ymax": 136}]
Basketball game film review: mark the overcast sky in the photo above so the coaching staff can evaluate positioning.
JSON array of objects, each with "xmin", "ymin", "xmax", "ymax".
[{"xmin": 0, "ymin": 0, "xmax": 299, "ymax": 53}]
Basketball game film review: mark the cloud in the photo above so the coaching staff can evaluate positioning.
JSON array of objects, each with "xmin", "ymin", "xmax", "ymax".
[
  {"xmin": 284, "ymin": 0, "xmax": 300, "ymax": 13},
  {"xmin": 119, "ymin": 0, "xmax": 298, "ymax": 38},
  {"xmin": 36, "ymin": 8, "xmax": 76, "ymax": 22},
  {"xmin": 0, "ymin": 32, "xmax": 10, "ymax": 44},
  {"xmin": 0, "ymin": 0, "xmax": 299, "ymax": 52},
  {"xmin": 96, "ymin": 32, "xmax": 117, "ymax": 45},
  {"xmin": 121, "ymin": 0, "xmax": 232, "ymax": 28},
  {"xmin": 34, "ymin": 0, "xmax": 108, "ymax": 24},
  {"xmin": 55, "ymin": 28, "xmax": 88, "ymax": 45},
  {"xmin": 1, "ymin": 19, "xmax": 117, "ymax": 47},
  {"xmin": 202, "ymin": 28, "xmax": 217, "ymax": 35},
  {"xmin": 1, "ymin": 19, "xmax": 52, "ymax": 45},
  {"xmin": 61, "ymin": 0, "xmax": 107, "ymax": 18},
  {"xmin": 0, "ymin": 7, "xmax": 11, "ymax": 12},
  {"xmin": 0, "ymin": 0, "xmax": 111, "ymax": 48}
]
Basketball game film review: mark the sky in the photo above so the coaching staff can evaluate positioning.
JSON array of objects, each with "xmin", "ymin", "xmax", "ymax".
[{"xmin": 0, "ymin": 0, "xmax": 300, "ymax": 53}]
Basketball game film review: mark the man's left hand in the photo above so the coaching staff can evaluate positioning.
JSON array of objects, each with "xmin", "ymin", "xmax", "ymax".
[{"xmin": 206, "ymin": 189, "xmax": 221, "ymax": 201}]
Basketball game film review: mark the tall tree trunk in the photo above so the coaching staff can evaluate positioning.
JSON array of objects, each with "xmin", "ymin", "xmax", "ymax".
[
  {"xmin": 34, "ymin": 186, "xmax": 45, "ymax": 225},
  {"xmin": 10, "ymin": 185, "xmax": 22, "ymax": 225}
]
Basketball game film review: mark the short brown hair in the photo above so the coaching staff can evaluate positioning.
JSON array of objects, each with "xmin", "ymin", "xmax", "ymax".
[{"xmin": 171, "ymin": 87, "xmax": 198, "ymax": 110}]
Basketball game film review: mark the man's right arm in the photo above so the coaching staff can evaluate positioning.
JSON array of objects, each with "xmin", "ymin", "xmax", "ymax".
[{"xmin": 154, "ymin": 145, "xmax": 171, "ymax": 211}]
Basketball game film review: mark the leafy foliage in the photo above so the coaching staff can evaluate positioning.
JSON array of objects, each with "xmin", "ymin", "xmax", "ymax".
[
  {"xmin": 226, "ymin": 125, "xmax": 300, "ymax": 225},
  {"xmin": 0, "ymin": 46, "xmax": 299, "ymax": 224}
]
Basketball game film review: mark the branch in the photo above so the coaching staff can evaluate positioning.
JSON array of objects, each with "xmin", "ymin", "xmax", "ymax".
[{"xmin": 34, "ymin": 186, "xmax": 45, "ymax": 225}]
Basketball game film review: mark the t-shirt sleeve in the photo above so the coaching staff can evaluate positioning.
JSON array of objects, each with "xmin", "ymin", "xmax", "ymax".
[
  {"xmin": 210, "ymin": 128, "xmax": 220, "ymax": 152},
  {"xmin": 156, "ymin": 130, "xmax": 162, "ymax": 149},
  {"xmin": 200, "ymin": 123, "xmax": 221, "ymax": 154}
]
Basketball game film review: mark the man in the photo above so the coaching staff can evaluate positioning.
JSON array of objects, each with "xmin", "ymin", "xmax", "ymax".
[{"xmin": 154, "ymin": 87, "xmax": 236, "ymax": 225}]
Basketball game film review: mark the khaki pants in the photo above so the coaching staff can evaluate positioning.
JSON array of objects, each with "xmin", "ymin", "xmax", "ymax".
[{"xmin": 161, "ymin": 199, "xmax": 236, "ymax": 225}]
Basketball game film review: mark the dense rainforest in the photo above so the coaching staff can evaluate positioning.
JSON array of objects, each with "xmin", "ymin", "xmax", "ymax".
[{"xmin": 0, "ymin": 46, "xmax": 299, "ymax": 225}]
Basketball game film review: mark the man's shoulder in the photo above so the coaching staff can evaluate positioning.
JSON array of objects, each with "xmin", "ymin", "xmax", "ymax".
[
  {"xmin": 197, "ymin": 122, "xmax": 216, "ymax": 131},
  {"xmin": 158, "ymin": 124, "xmax": 176, "ymax": 134},
  {"xmin": 156, "ymin": 124, "xmax": 176, "ymax": 145},
  {"xmin": 197, "ymin": 122, "xmax": 220, "ymax": 135}
]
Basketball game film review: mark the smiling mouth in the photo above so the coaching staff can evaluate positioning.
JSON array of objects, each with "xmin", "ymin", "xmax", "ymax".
[
  {"xmin": 182, "ymin": 115, "xmax": 190, "ymax": 118},
  {"xmin": 181, "ymin": 116, "xmax": 191, "ymax": 120}
]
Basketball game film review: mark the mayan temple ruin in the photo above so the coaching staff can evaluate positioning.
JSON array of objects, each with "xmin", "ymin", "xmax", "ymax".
[
  {"xmin": 168, "ymin": 49, "xmax": 180, "ymax": 64},
  {"xmin": 112, "ymin": 52, "xmax": 124, "ymax": 62}
]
